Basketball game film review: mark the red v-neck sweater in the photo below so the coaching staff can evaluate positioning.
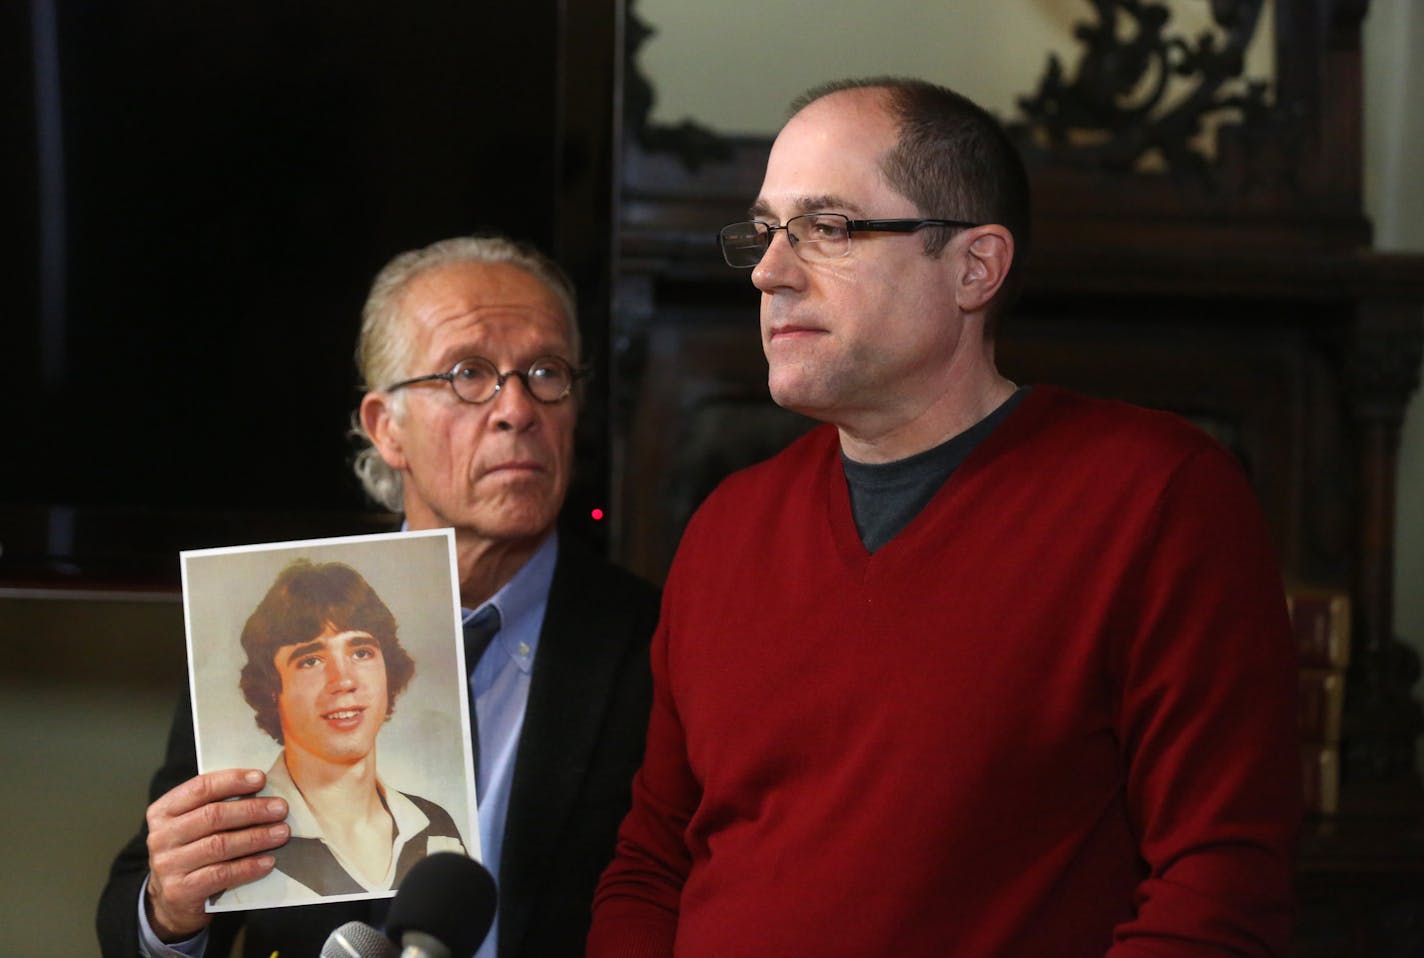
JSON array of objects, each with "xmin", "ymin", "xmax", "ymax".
[{"xmin": 590, "ymin": 386, "xmax": 1301, "ymax": 957}]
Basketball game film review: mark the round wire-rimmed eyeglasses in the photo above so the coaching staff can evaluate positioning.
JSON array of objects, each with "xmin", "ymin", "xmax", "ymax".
[{"xmin": 384, "ymin": 355, "xmax": 587, "ymax": 405}]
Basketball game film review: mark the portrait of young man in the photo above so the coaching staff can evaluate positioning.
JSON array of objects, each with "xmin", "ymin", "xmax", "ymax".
[
  {"xmin": 98, "ymin": 235, "xmax": 660, "ymax": 958},
  {"xmin": 181, "ymin": 531, "xmax": 474, "ymax": 911}
]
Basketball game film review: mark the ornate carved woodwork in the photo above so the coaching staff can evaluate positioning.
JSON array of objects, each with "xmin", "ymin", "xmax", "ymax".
[{"xmin": 1014, "ymin": 0, "xmax": 1278, "ymax": 183}]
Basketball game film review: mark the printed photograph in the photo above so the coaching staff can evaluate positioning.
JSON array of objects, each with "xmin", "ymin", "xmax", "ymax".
[{"xmin": 180, "ymin": 529, "xmax": 478, "ymax": 911}]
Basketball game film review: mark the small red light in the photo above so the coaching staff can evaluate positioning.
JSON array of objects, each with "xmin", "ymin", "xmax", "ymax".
[{"xmin": 590, "ymin": 508, "xmax": 605, "ymax": 521}]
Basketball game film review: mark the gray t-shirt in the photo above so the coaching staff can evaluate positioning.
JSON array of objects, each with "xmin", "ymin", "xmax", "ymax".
[{"xmin": 842, "ymin": 387, "xmax": 1028, "ymax": 553}]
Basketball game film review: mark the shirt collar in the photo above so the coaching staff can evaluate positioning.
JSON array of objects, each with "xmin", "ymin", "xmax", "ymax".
[
  {"xmin": 462, "ymin": 530, "xmax": 558, "ymax": 675},
  {"xmin": 265, "ymin": 753, "xmax": 431, "ymax": 890}
]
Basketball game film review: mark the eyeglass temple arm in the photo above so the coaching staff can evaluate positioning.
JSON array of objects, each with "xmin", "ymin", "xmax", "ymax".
[
  {"xmin": 385, "ymin": 372, "xmax": 453, "ymax": 392},
  {"xmin": 848, "ymin": 218, "xmax": 980, "ymax": 233}
]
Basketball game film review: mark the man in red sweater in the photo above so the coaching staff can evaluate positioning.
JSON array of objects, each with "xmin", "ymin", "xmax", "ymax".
[{"xmin": 587, "ymin": 78, "xmax": 1301, "ymax": 956}]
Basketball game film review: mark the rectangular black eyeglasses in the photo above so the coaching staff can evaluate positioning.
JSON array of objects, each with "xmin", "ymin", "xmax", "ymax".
[{"xmin": 718, "ymin": 214, "xmax": 981, "ymax": 268}]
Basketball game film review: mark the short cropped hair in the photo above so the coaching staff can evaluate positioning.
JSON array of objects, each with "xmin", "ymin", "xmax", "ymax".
[
  {"xmin": 239, "ymin": 560, "xmax": 416, "ymax": 744},
  {"xmin": 350, "ymin": 235, "xmax": 580, "ymax": 512},
  {"xmin": 790, "ymin": 77, "xmax": 1032, "ymax": 329}
]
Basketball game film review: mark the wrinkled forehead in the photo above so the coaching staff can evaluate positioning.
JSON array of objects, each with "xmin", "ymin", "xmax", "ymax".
[
  {"xmin": 399, "ymin": 262, "xmax": 577, "ymax": 356},
  {"xmin": 411, "ymin": 305, "xmax": 577, "ymax": 374}
]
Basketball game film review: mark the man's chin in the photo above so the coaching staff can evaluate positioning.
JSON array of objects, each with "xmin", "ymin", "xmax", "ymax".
[
  {"xmin": 460, "ymin": 506, "xmax": 561, "ymax": 544},
  {"xmin": 767, "ymin": 380, "xmax": 825, "ymax": 417}
]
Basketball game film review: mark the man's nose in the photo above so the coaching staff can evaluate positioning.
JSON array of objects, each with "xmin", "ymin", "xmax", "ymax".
[
  {"xmin": 326, "ymin": 655, "xmax": 357, "ymax": 689},
  {"xmin": 491, "ymin": 373, "xmax": 539, "ymax": 432},
  {"xmin": 751, "ymin": 229, "xmax": 805, "ymax": 292}
]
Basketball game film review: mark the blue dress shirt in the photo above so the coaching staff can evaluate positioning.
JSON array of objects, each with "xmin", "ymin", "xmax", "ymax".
[{"xmin": 465, "ymin": 531, "xmax": 556, "ymax": 958}]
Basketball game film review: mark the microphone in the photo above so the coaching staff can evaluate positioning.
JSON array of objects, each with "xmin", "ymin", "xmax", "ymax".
[
  {"xmin": 320, "ymin": 920, "xmax": 397, "ymax": 958},
  {"xmin": 385, "ymin": 853, "xmax": 498, "ymax": 958}
]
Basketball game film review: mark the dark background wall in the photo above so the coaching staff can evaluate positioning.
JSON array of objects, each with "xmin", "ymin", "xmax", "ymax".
[{"xmin": 2, "ymin": 1, "xmax": 597, "ymax": 583}]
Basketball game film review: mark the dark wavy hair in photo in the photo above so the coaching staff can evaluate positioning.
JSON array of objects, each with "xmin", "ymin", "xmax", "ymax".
[{"xmin": 238, "ymin": 559, "xmax": 417, "ymax": 743}]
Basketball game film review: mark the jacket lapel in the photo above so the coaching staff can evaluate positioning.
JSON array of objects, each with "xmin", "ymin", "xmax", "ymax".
[{"xmin": 494, "ymin": 539, "xmax": 632, "ymax": 958}]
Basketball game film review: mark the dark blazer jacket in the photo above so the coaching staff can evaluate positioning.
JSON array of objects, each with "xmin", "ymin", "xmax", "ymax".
[{"xmin": 96, "ymin": 535, "xmax": 659, "ymax": 958}]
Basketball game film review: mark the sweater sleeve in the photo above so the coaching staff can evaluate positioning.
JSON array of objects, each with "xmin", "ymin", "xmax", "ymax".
[
  {"xmin": 1106, "ymin": 445, "xmax": 1302, "ymax": 956},
  {"xmin": 587, "ymin": 596, "xmax": 698, "ymax": 957}
]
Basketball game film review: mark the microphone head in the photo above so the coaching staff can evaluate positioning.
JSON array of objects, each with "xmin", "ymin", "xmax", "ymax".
[
  {"xmin": 320, "ymin": 920, "xmax": 397, "ymax": 958},
  {"xmin": 385, "ymin": 852, "xmax": 498, "ymax": 958}
]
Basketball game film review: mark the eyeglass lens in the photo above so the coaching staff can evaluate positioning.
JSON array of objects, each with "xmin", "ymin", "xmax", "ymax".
[
  {"xmin": 451, "ymin": 357, "xmax": 575, "ymax": 404},
  {"xmin": 719, "ymin": 214, "xmax": 852, "ymax": 267}
]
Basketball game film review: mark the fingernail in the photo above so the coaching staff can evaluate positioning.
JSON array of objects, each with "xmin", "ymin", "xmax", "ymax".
[
  {"xmin": 244, "ymin": 771, "xmax": 263, "ymax": 786},
  {"xmin": 267, "ymin": 799, "xmax": 287, "ymax": 816},
  {"xmin": 269, "ymin": 824, "xmax": 289, "ymax": 840},
  {"xmin": 256, "ymin": 854, "xmax": 276, "ymax": 869}
]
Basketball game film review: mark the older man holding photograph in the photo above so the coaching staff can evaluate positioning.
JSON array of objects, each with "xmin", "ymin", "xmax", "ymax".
[{"xmin": 98, "ymin": 236, "xmax": 660, "ymax": 958}]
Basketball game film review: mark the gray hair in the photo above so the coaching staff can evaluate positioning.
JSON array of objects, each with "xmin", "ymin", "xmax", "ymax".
[{"xmin": 349, "ymin": 235, "xmax": 580, "ymax": 512}]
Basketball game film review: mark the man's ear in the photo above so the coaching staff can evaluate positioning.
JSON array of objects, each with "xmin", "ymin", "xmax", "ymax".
[
  {"xmin": 955, "ymin": 225, "xmax": 1014, "ymax": 315},
  {"xmin": 359, "ymin": 392, "xmax": 408, "ymax": 471}
]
